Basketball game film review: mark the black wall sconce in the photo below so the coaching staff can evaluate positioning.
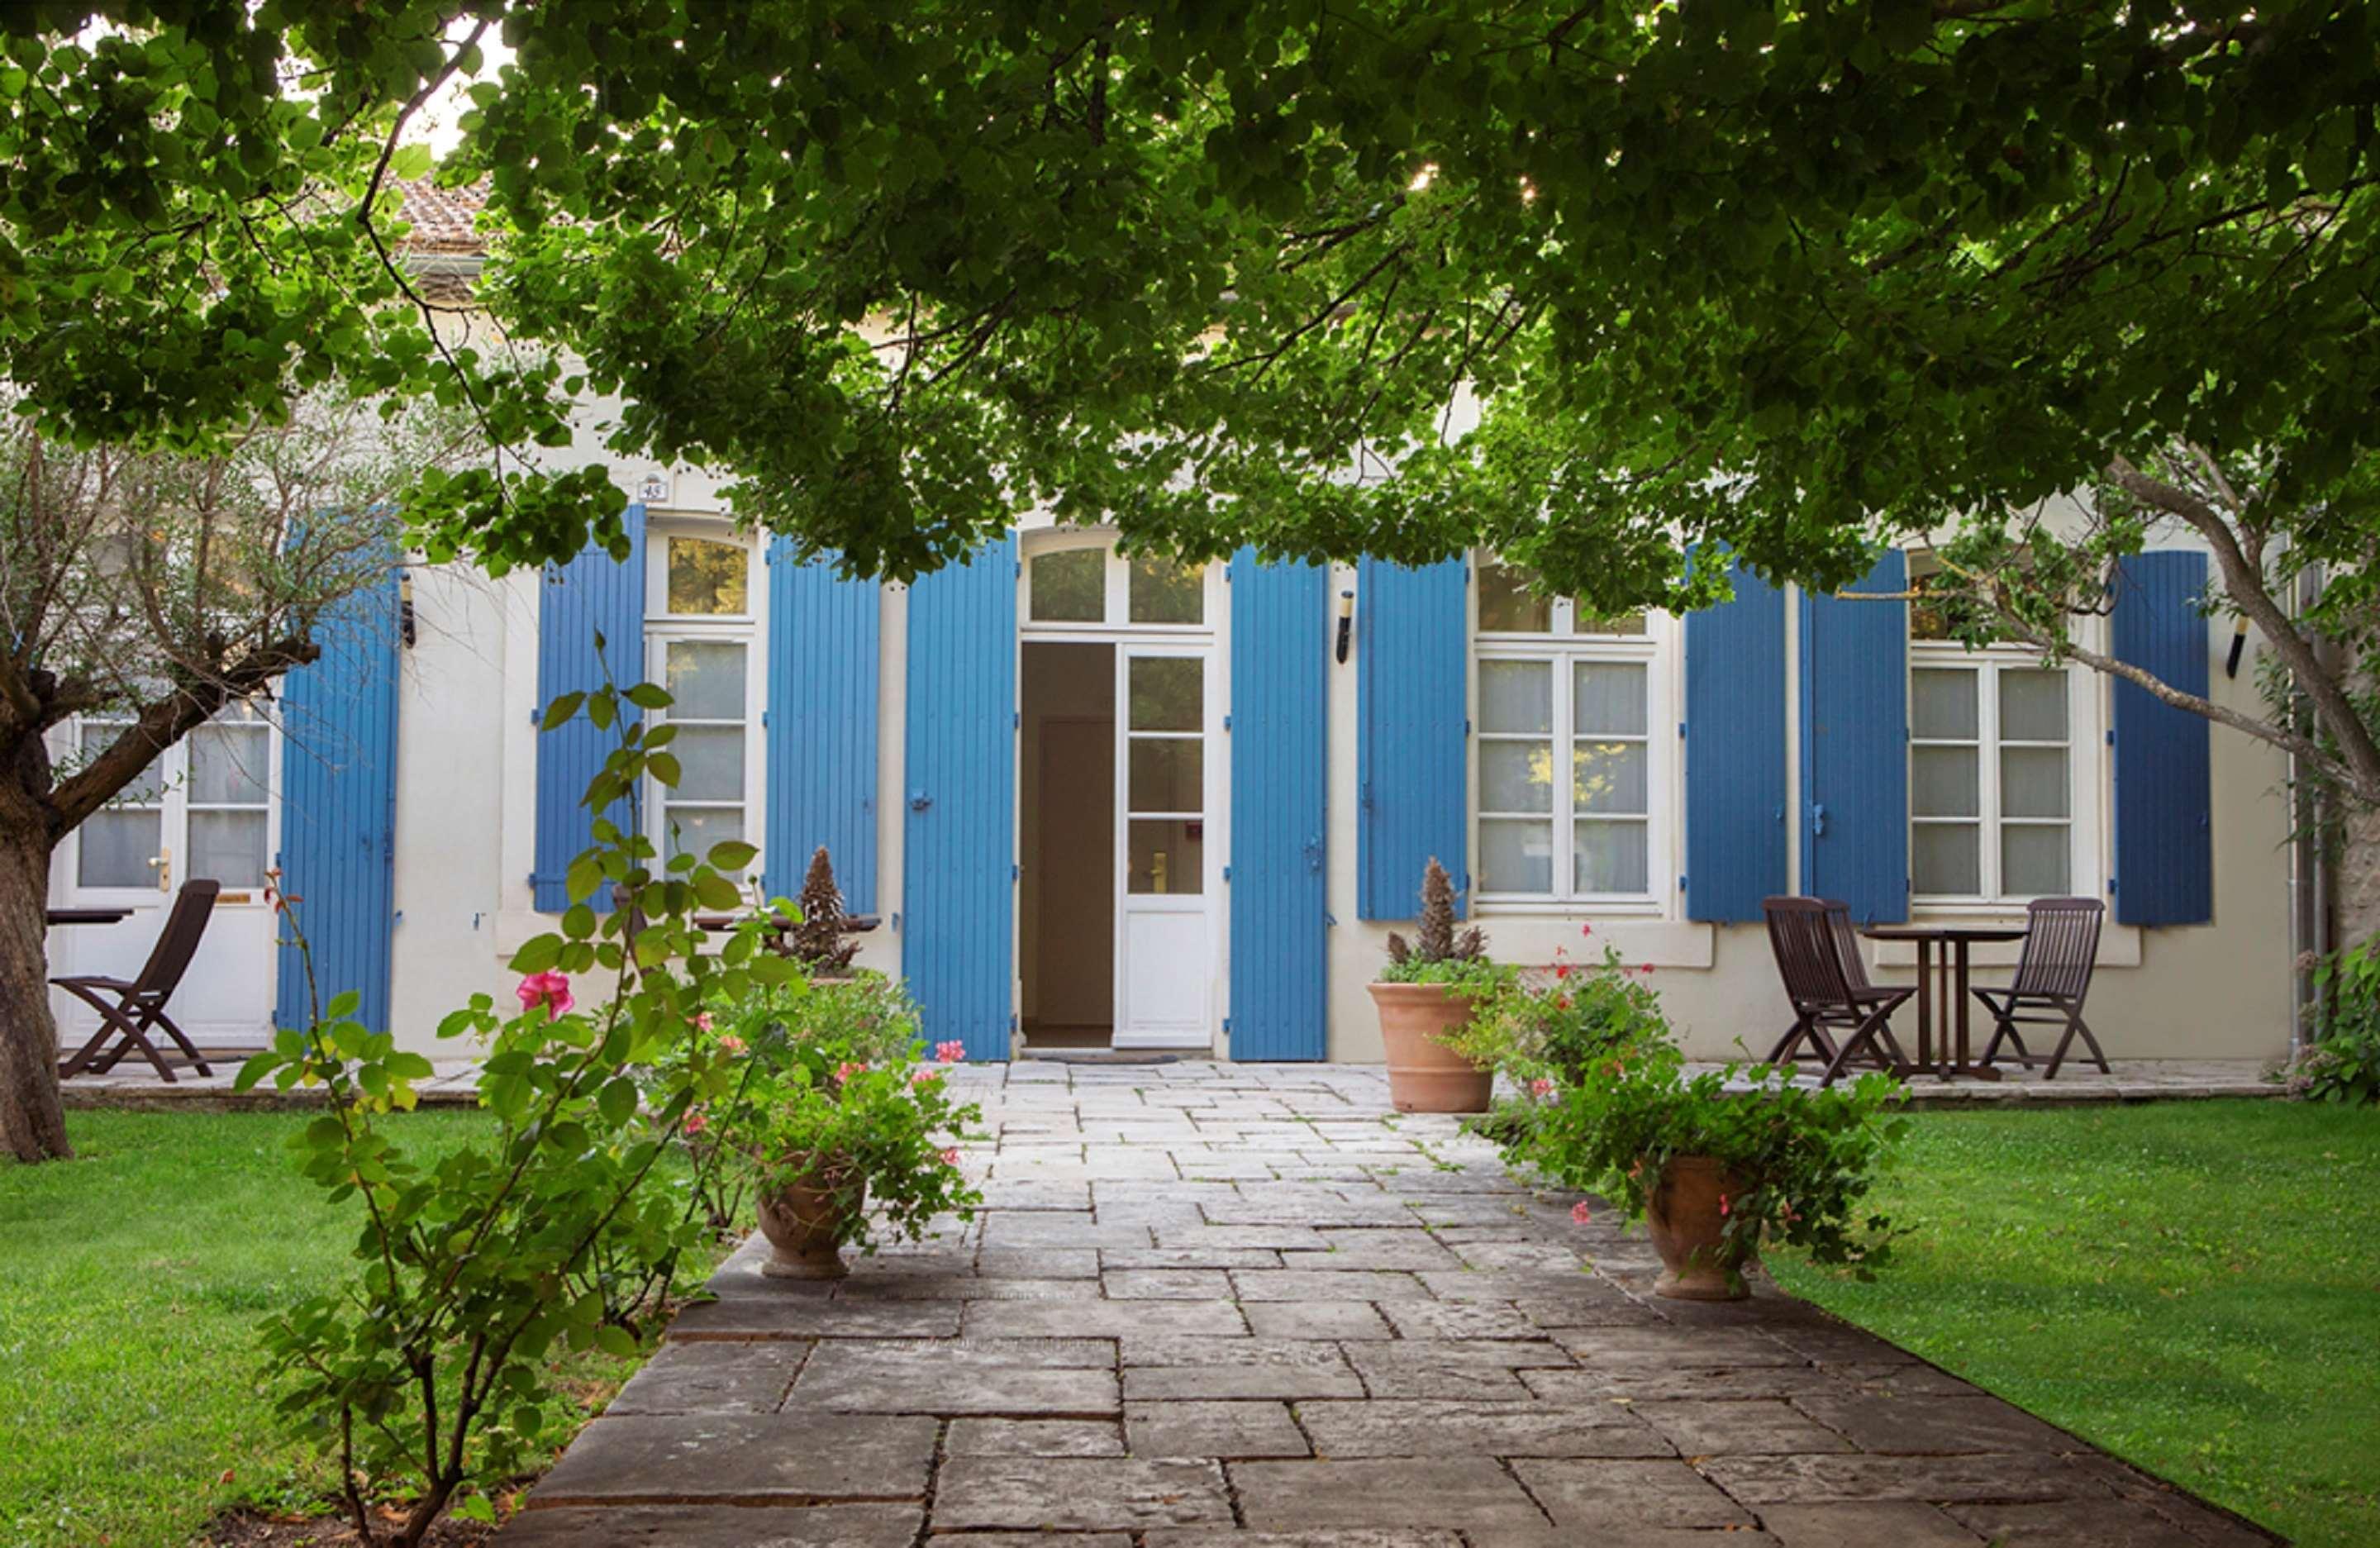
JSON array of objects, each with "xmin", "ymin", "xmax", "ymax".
[
  {"xmin": 1335, "ymin": 588, "xmax": 1354, "ymax": 664},
  {"xmin": 2224, "ymin": 615, "xmax": 2248, "ymax": 678}
]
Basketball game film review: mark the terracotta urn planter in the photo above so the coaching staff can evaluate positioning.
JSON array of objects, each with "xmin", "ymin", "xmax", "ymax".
[
  {"xmin": 1368, "ymin": 981, "xmax": 1493, "ymax": 1113},
  {"xmin": 755, "ymin": 1158, "xmax": 864, "ymax": 1280},
  {"xmin": 1643, "ymin": 1154, "xmax": 1752, "ymax": 1301}
]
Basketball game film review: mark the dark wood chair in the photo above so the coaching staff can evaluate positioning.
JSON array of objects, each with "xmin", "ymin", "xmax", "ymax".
[
  {"xmin": 1763, "ymin": 896, "xmax": 1913, "ymax": 1084},
  {"xmin": 1977, "ymin": 897, "xmax": 2109, "ymax": 1079},
  {"xmin": 54, "ymin": 879, "xmax": 221, "ymax": 1082}
]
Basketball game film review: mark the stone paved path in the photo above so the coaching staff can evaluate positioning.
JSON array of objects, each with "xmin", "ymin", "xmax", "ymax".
[{"xmin": 505, "ymin": 1061, "xmax": 2277, "ymax": 1547}]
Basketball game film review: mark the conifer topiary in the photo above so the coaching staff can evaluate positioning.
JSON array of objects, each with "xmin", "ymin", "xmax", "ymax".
[
  {"xmin": 1386, "ymin": 856, "xmax": 1485, "ymax": 967},
  {"xmin": 781, "ymin": 845, "xmax": 859, "ymax": 974}
]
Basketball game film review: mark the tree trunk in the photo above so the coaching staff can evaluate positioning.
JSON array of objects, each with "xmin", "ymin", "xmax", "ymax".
[{"xmin": 0, "ymin": 807, "xmax": 70, "ymax": 1162}]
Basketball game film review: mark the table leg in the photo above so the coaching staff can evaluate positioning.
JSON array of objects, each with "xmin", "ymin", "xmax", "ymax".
[
  {"xmin": 1951, "ymin": 939, "xmax": 2002, "ymax": 1081},
  {"xmin": 1915, "ymin": 937, "xmax": 1934, "ymax": 1073}
]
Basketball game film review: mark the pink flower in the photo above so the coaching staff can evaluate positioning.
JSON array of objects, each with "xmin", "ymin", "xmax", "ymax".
[
  {"xmin": 1580, "ymin": 922, "xmax": 1593, "ymax": 938},
  {"xmin": 939, "ymin": 1147, "xmax": 961, "ymax": 1166},
  {"xmin": 693, "ymin": 1012, "xmax": 714, "ymax": 1033},
  {"xmin": 719, "ymin": 1035, "xmax": 746, "ymax": 1055},
  {"xmin": 835, "ymin": 1060, "xmax": 868, "ymax": 1084},
  {"xmin": 516, "ymin": 970, "xmax": 574, "ymax": 1021},
  {"xmin": 1570, "ymin": 1201, "xmax": 1593, "ymax": 1226},
  {"xmin": 1530, "ymin": 1078, "xmax": 1555, "ymax": 1100},
  {"xmin": 911, "ymin": 1067, "xmax": 943, "ymax": 1088},
  {"xmin": 935, "ymin": 1040, "xmax": 967, "ymax": 1065},
  {"xmin": 1719, "ymin": 1194, "xmax": 1731, "ymax": 1217},
  {"xmin": 1553, "ymin": 962, "xmax": 1572, "ymax": 981},
  {"xmin": 1638, "ymin": 964, "xmax": 1656, "ymax": 978},
  {"xmin": 682, "ymin": 1110, "xmax": 709, "ymax": 1136}
]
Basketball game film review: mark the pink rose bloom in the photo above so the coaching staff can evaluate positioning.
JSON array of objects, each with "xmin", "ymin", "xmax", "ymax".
[
  {"xmin": 1530, "ymin": 1078, "xmax": 1555, "ymax": 1100},
  {"xmin": 693, "ymin": 1012, "xmax": 714, "ymax": 1033},
  {"xmin": 1580, "ymin": 922, "xmax": 1593, "ymax": 937},
  {"xmin": 1553, "ymin": 962, "xmax": 1571, "ymax": 981},
  {"xmin": 1719, "ymin": 1194, "xmax": 1731, "ymax": 1217},
  {"xmin": 911, "ymin": 1068, "xmax": 942, "ymax": 1088},
  {"xmin": 516, "ymin": 970, "xmax": 573, "ymax": 1021},
  {"xmin": 719, "ymin": 1035, "xmax": 746, "ymax": 1055},
  {"xmin": 835, "ymin": 1060, "xmax": 868, "ymax": 1084},
  {"xmin": 682, "ymin": 1110, "xmax": 709, "ymax": 1136},
  {"xmin": 939, "ymin": 1147, "xmax": 961, "ymax": 1166},
  {"xmin": 935, "ymin": 1040, "xmax": 967, "ymax": 1065},
  {"xmin": 1639, "ymin": 964, "xmax": 1656, "ymax": 978},
  {"xmin": 1570, "ymin": 1201, "xmax": 1592, "ymax": 1226}
]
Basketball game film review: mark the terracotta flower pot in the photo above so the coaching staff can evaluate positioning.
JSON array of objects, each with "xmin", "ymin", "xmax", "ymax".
[
  {"xmin": 1643, "ymin": 1154, "xmax": 1752, "ymax": 1301},
  {"xmin": 755, "ymin": 1157, "xmax": 864, "ymax": 1281},
  {"xmin": 1368, "ymin": 981, "xmax": 1492, "ymax": 1113}
]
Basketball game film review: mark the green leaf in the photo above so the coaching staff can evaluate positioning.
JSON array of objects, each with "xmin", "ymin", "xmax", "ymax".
[
  {"xmin": 597, "ymin": 1077, "xmax": 640, "ymax": 1127},
  {"xmin": 326, "ymin": 989, "xmax": 361, "ymax": 1022},
  {"xmin": 510, "ymin": 934, "xmax": 564, "ymax": 974},
  {"xmin": 541, "ymin": 692, "xmax": 585, "ymax": 731},
  {"xmin": 624, "ymin": 682, "xmax": 672, "ymax": 710},
  {"xmin": 706, "ymin": 840, "xmax": 759, "ymax": 872}
]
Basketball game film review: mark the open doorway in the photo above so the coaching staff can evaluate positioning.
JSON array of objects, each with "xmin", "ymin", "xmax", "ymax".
[{"xmin": 1020, "ymin": 640, "xmax": 1115, "ymax": 1050}]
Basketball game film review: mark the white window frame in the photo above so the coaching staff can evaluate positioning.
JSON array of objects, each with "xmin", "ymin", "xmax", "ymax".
[
  {"xmin": 1021, "ymin": 531, "xmax": 1220, "ymax": 637},
  {"xmin": 1908, "ymin": 641, "xmax": 2105, "ymax": 911},
  {"xmin": 644, "ymin": 520, "xmax": 764, "ymax": 877},
  {"xmin": 1471, "ymin": 564, "xmax": 1678, "ymax": 916}
]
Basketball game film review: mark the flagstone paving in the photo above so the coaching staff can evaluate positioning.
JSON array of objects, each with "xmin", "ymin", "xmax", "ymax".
[{"xmin": 504, "ymin": 1060, "xmax": 2278, "ymax": 1546}]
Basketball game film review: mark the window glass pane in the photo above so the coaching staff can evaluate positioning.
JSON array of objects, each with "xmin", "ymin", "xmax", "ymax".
[
  {"xmin": 1575, "ymin": 612, "xmax": 1647, "ymax": 637},
  {"xmin": 1913, "ymin": 822, "xmax": 1982, "ymax": 894},
  {"xmin": 1479, "ymin": 818, "xmax": 1554, "ymax": 893},
  {"xmin": 1573, "ymin": 741, "xmax": 1648, "ymax": 814},
  {"xmin": 1573, "ymin": 819, "xmax": 1649, "ymax": 894},
  {"xmin": 1127, "ymin": 818, "xmax": 1203, "ymax": 894},
  {"xmin": 1128, "ymin": 656, "xmax": 1202, "ymax": 731},
  {"xmin": 671, "ymin": 724, "xmax": 746, "ymax": 801},
  {"xmin": 1030, "ymin": 548, "xmax": 1105, "ymax": 622},
  {"xmin": 1911, "ymin": 745, "xmax": 1980, "ymax": 818},
  {"xmin": 190, "ymin": 724, "xmax": 269, "ymax": 806},
  {"xmin": 1478, "ymin": 559, "xmax": 1551, "ymax": 633},
  {"xmin": 79, "ymin": 809, "xmax": 160, "ymax": 888},
  {"xmin": 1479, "ymin": 741, "xmax": 1554, "ymax": 813},
  {"xmin": 665, "ymin": 641, "xmax": 747, "ymax": 720},
  {"xmin": 1911, "ymin": 668, "xmax": 1978, "ymax": 741},
  {"xmin": 2001, "ymin": 745, "xmax": 2069, "ymax": 819},
  {"xmin": 2002, "ymin": 824, "xmax": 2070, "ymax": 896},
  {"xmin": 1478, "ymin": 660, "xmax": 1551, "ymax": 734},
  {"xmin": 1128, "ymin": 738, "xmax": 1202, "ymax": 813},
  {"xmin": 189, "ymin": 810, "xmax": 267, "ymax": 887},
  {"xmin": 1573, "ymin": 661, "xmax": 1647, "ymax": 736},
  {"xmin": 666, "ymin": 536, "xmax": 750, "ymax": 616},
  {"xmin": 1127, "ymin": 555, "xmax": 1203, "ymax": 624},
  {"xmin": 80, "ymin": 723, "xmax": 164, "ymax": 806},
  {"xmin": 2000, "ymin": 668, "xmax": 2068, "ymax": 742},
  {"xmin": 664, "ymin": 806, "xmax": 745, "ymax": 864}
]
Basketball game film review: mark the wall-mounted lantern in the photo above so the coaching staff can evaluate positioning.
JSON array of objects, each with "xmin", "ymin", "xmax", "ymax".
[{"xmin": 1335, "ymin": 588, "xmax": 1354, "ymax": 664}]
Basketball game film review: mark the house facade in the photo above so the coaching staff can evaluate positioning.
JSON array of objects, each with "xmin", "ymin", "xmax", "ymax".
[{"xmin": 45, "ymin": 466, "xmax": 2293, "ymax": 1065}]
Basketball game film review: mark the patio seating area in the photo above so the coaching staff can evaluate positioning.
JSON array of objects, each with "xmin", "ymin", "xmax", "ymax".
[{"xmin": 499, "ymin": 1060, "xmax": 2273, "ymax": 1546}]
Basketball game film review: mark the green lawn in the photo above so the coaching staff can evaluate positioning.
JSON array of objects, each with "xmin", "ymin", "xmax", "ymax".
[
  {"xmin": 0, "ymin": 1109, "xmax": 704, "ymax": 1548},
  {"xmin": 1769, "ymin": 1098, "xmax": 2380, "ymax": 1548}
]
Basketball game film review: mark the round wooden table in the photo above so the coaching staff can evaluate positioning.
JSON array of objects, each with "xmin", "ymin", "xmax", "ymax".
[{"xmin": 1859, "ymin": 923, "xmax": 2027, "ymax": 1080}]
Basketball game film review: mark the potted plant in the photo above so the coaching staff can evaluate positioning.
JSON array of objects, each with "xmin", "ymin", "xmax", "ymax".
[
  {"xmin": 764, "ymin": 845, "xmax": 861, "ymax": 977},
  {"xmin": 682, "ymin": 978, "xmax": 981, "ymax": 1279},
  {"xmin": 1508, "ymin": 1036, "xmax": 1906, "ymax": 1300},
  {"xmin": 1368, "ymin": 857, "xmax": 1511, "ymax": 1112}
]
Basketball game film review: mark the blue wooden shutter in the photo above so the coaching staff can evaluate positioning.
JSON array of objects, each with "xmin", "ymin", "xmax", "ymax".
[
  {"xmin": 764, "ymin": 541, "xmax": 880, "ymax": 911},
  {"xmin": 1799, "ymin": 548, "xmax": 1910, "ymax": 924},
  {"xmin": 1229, "ymin": 550, "xmax": 1328, "ymax": 1060},
  {"xmin": 2111, "ymin": 550, "xmax": 2213, "ymax": 925},
  {"xmin": 902, "ymin": 533, "xmax": 1017, "ymax": 1060},
  {"xmin": 1356, "ymin": 556, "xmax": 1468, "ymax": 921},
  {"xmin": 531, "ymin": 504, "xmax": 646, "ymax": 912},
  {"xmin": 274, "ymin": 565, "xmax": 401, "ymax": 1034},
  {"xmin": 1684, "ymin": 561, "xmax": 1787, "ymax": 922}
]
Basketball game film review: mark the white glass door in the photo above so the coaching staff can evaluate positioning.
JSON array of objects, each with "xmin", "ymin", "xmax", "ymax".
[
  {"xmin": 52, "ymin": 704, "xmax": 280, "ymax": 1048},
  {"xmin": 1113, "ymin": 645, "xmax": 1214, "ymax": 1046}
]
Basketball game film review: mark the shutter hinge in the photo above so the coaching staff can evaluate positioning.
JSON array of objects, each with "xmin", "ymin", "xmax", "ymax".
[
  {"xmin": 1325, "ymin": 910, "xmax": 1339, "ymax": 927},
  {"xmin": 1011, "ymin": 863, "xmax": 1021, "ymax": 882},
  {"xmin": 2106, "ymin": 729, "xmax": 2116, "ymax": 746},
  {"xmin": 1679, "ymin": 874, "xmax": 1687, "ymax": 893},
  {"xmin": 1678, "ymin": 720, "xmax": 1687, "ymax": 739},
  {"xmin": 1013, "ymin": 711, "xmax": 1021, "ymax": 729},
  {"xmin": 1222, "ymin": 864, "xmax": 1231, "ymax": 884},
  {"xmin": 1464, "ymin": 718, "xmax": 1472, "ymax": 738},
  {"xmin": 1014, "ymin": 559, "xmax": 1022, "ymax": 577},
  {"xmin": 1222, "ymin": 713, "xmax": 1231, "ymax": 732},
  {"xmin": 760, "ymin": 710, "xmax": 769, "ymax": 728}
]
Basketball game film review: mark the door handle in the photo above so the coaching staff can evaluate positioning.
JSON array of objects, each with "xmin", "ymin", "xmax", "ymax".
[
  {"xmin": 148, "ymin": 847, "xmax": 171, "ymax": 892},
  {"xmin": 908, "ymin": 791, "xmax": 933, "ymax": 812},
  {"xmin": 1810, "ymin": 804, "xmax": 1828, "ymax": 839}
]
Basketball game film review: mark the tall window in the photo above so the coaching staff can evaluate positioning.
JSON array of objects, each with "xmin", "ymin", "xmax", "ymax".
[
  {"xmin": 1910, "ymin": 657, "xmax": 2077, "ymax": 901},
  {"xmin": 1473, "ymin": 557, "xmax": 1668, "ymax": 904},
  {"xmin": 646, "ymin": 527, "xmax": 759, "ymax": 867}
]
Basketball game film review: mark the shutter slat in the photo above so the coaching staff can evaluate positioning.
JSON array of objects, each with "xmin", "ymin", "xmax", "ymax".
[
  {"xmin": 2111, "ymin": 550, "xmax": 2213, "ymax": 925},
  {"xmin": 1685, "ymin": 560, "xmax": 1787, "ymax": 922},
  {"xmin": 902, "ymin": 534, "xmax": 1017, "ymax": 1060},
  {"xmin": 275, "ymin": 564, "xmax": 401, "ymax": 1034},
  {"xmin": 1356, "ymin": 556, "xmax": 1468, "ymax": 920},
  {"xmin": 531, "ymin": 506, "xmax": 646, "ymax": 912},
  {"xmin": 764, "ymin": 542, "xmax": 881, "ymax": 910},
  {"xmin": 1228, "ymin": 550, "xmax": 1328, "ymax": 1060},
  {"xmin": 1800, "ymin": 549, "xmax": 1910, "ymax": 924}
]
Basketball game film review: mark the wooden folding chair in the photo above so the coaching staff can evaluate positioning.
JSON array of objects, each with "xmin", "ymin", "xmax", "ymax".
[
  {"xmin": 1763, "ymin": 896, "xmax": 1913, "ymax": 1084},
  {"xmin": 54, "ymin": 879, "xmax": 221, "ymax": 1082},
  {"xmin": 1977, "ymin": 896, "xmax": 2109, "ymax": 1079}
]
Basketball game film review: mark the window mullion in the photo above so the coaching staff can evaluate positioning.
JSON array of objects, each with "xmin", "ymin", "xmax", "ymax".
[{"xmin": 1554, "ymin": 648, "xmax": 1575, "ymax": 902}]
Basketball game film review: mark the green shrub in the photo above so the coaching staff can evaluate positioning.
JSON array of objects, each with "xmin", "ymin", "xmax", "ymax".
[{"xmin": 2285, "ymin": 936, "xmax": 2380, "ymax": 1106}]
